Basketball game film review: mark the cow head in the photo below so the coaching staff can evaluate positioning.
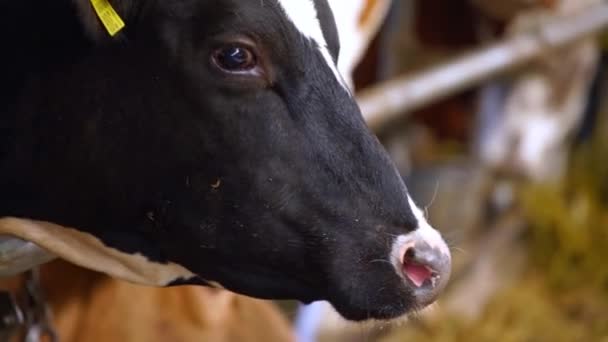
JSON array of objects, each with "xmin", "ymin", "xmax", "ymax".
[{"xmin": 0, "ymin": 0, "xmax": 450, "ymax": 321}]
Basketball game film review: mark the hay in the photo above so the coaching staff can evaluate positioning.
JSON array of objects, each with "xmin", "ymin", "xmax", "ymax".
[{"xmin": 382, "ymin": 117, "xmax": 608, "ymax": 341}]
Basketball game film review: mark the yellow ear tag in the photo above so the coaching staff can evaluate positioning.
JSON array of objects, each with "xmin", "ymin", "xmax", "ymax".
[{"xmin": 90, "ymin": 0, "xmax": 125, "ymax": 36}]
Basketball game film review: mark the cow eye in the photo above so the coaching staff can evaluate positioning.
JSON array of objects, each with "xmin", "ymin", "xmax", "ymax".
[{"xmin": 211, "ymin": 45, "xmax": 258, "ymax": 74}]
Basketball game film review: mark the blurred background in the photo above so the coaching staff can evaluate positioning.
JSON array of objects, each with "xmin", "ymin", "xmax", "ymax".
[
  {"xmin": 3, "ymin": 1, "xmax": 607, "ymax": 341},
  {"xmin": 292, "ymin": 0, "xmax": 608, "ymax": 341}
]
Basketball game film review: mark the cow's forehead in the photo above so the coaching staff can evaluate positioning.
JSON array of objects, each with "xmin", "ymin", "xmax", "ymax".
[{"xmin": 274, "ymin": 0, "xmax": 349, "ymax": 91}]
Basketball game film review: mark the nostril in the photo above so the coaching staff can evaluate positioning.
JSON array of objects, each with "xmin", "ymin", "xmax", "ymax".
[
  {"xmin": 402, "ymin": 246, "xmax": 439, "ymax": 288},
  {"xmin": 404, "ymin": 247, "xmax": 416, "ymax": 260}
]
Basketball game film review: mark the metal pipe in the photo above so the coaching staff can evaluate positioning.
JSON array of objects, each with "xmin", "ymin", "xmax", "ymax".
[
  {"xmin": 358, "ymin": 3, "xmax": 608, "ymax": 131},
  {"xmin": 0, "ymin": 237, "xmax": 55, "ymax": 277}
]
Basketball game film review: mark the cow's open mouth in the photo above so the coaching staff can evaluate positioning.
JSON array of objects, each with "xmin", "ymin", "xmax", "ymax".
[{"xmin": 403, "ymin": 259, "xmax": 438, "ymax": 288}]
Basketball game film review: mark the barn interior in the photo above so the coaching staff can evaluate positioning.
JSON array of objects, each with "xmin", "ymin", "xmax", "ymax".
[{"xmin": 1, "ymin": 0, "xmax": 607, "ymax": 341}]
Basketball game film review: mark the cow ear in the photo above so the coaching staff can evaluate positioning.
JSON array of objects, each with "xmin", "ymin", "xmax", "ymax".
[{"xmin": 72, "ymin": 0, "xmax": 131, "ymax": 42}]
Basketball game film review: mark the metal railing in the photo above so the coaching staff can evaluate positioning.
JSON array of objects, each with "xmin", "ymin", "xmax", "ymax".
[{"xmin": 358, "ymin": 3, "xmax": 608, "ymax": 131}]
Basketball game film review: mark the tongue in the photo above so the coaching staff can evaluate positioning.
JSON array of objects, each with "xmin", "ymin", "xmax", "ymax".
[{"xmin": 404, "ymin": 263, "xmax": 432, "ymax": 288}]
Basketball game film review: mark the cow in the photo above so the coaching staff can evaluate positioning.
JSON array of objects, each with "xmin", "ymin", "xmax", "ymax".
[
  {"xmin": 0, "ymin": 0, "xmax": 451, "ymax": 322},
  {"xmin": 0, "ymin": 261, "xmax": 295, "ymax": 342}
]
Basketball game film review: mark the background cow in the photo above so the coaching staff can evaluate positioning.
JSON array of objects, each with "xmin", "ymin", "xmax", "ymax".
[{"xmin": 0, "ymin": 261, "xmax": 295, "ymax": 342}]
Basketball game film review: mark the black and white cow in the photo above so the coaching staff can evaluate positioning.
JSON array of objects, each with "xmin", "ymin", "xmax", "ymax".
[{"xmin": 0, "ymin": 0, "xmax": 450, "ymax": 321}]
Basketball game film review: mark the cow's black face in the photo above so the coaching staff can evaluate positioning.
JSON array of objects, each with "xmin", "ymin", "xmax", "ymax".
[{"xmin": 0, "ymin": 0, "xmax": 450, "ymax": 321}]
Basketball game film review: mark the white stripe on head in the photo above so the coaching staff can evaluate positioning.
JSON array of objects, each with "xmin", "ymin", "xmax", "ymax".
[{"xmin": 275, "ymin": 0, "xmax": 350, "ymax": 92}]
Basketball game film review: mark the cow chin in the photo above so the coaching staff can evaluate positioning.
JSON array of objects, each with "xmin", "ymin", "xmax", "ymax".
[
  {"xmin": 191, "ymin": 259, "xmax": 413, "ymax": 322},
  {"xmin": 326, "ymin": 271, "xmax": 414, "ymax": 321},
  {"xmin": 320, "ymin": 253, "xmax": 413, "ymax": 321}
]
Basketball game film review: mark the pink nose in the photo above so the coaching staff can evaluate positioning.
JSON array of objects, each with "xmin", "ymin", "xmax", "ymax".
[{"xmin": 397, "ymin": 237, "xmax": 451, "ymax": 306}]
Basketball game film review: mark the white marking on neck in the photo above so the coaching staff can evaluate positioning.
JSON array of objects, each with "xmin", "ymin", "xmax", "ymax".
[{"xmin": 275, "ymin": 0, "xmax": 350, "ymax": 92}]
